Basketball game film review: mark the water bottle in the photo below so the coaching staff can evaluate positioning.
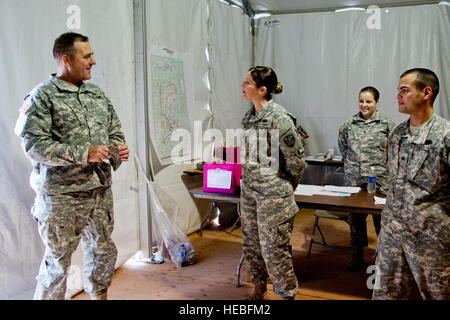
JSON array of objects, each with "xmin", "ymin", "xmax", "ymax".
[
  {"xmin": 179, "ymin": 243, "xmax": 188, "ymax": 267},
  {"xmin": 368, "ymin": 167, "xmax": 376, "ymax": 194}
]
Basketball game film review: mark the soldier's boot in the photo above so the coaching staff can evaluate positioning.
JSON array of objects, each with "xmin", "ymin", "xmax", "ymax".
[
  {"xmin": 247, "ymin": 283, "xmax": 267, "ymax": 300},
  {"xmin": 90, "ymin": 290, "xmax": 107, "ymax": 300},
  {"xmin": 347, "ymin": 246, "xmax": 366, "ymax": 272}
]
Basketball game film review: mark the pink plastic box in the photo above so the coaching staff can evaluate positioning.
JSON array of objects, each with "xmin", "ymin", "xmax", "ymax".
[{"xmin": 203, "ymin": 162, "xmax": 242, "ymax": 194}]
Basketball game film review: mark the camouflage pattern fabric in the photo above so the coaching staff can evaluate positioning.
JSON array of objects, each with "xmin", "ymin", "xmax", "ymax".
[
  {"xmin": 240, "ymin": 100, "xmax": 305, "ymax": 299},
  {"xmin": 338, "ymin": 111, "xmax": 395, "ymax": 247},
  {"xmin": 241, "ymin": 187, "xmax": 298, "ymax": 298},
  {"xmin": 33, "ymin": 187, "xmax": 117, "ymax": 299},
  {"xmin": 373, "ymin": 113, "xmax": 450, "ymax": 300},
  {"xmin": 350, "ymin": 214, "xmax": 381, "ymax": 247},
  {"xmin": 338, "ymin": 110, "xmax": 395, "ymax": 195},
  {"xmin": 15, "ymin": 75, "xmax": 126, "ymax": 300},
  {"xmin": 15, "ymin": 75, "xmax": 126, "ymax": 195}
]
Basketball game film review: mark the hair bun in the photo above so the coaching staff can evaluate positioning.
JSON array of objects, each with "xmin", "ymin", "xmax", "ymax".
[{"xmin": 274, "ymin": 82, "xmax": 283, "ymax": 94}]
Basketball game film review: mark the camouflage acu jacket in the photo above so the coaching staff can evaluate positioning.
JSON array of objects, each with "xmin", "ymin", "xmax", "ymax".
[
  {"xmin": 338, "ymin": 111, "xmax": 395, "ymax": 194},
  {"xmin": 384, "ymin": 113, "xmax": 450, "ymax": 235},
  {"xmin": 15, "ymin": 75, "xmax": 126, "ymax": 195},
  {"xmin": 241, "ymin": 100, "xmax": 305, "ymax": 198}
]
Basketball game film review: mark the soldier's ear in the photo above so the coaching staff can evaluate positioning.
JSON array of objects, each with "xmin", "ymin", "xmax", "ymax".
[
  {"xmin": 423, "ymin": 86, "xmax": 433, "ymax": 102},
  {"xmin": 61, "ymin": 54, "xmax": 72, "ymax": 67},
  {"xmin": 259, "ymin": 86, "xmax": 267, "ymax": 95}
]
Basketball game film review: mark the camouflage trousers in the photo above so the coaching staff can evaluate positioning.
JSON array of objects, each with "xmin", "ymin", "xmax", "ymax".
[
  {"xmin": 350, "ymin": 213, "xmax": 381, "ymax": 247},
  {"xmin": 372, "ymin": 218, "xmax": 449, "ymax": 300},
  {"xmin": 240, "ymin": 187, "xmax": 299, "ymax": 299},
  {"xmin": 32, "ymin": 187, "xmax": 118, "ymax": 300}
]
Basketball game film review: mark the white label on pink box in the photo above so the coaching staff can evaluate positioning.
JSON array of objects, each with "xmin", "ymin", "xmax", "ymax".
[{"xmin": 206, "ymin": 169, "xmax": 232, "ymax": 189}]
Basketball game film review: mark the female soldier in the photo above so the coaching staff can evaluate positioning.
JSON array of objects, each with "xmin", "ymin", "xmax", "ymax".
[
  {"xmin": 338, "ymin": 86, "xmax": 396, "ymax": 271},
  {"xmin": 240, "ymin": 66, "xmax": 305, "ymax": 300}
]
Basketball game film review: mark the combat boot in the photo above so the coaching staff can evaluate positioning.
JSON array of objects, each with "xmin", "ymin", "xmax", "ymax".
[
  {"xmin": 90, "ymin": 290, "xmax": 107, "ymax": 300},
  {"xmin": 347, "ymin": 246, "xmax": 366, "ymax": 272},
  {"xmin": 247, "ymin": 283, "xmax": 267, "ymax": 300}
]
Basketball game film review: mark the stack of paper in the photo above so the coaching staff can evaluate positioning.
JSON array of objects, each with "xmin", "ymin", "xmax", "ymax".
[
  {"xmin": 374, "ymin": 196, "xmax": 386, "ymax": 205},
  {"xmin": 294, "ymin": 184, "xmax": 351, "ymax": 197},
  {"xmin": 295, "ymin": 184, "xmax": 323, "ymax": 196},
  {"xmin": 323, "ymin": 185, "xmax": 361, "ymax": 193}
]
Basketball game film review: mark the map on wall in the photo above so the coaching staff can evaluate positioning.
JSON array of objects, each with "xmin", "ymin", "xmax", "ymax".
[{"xmin": 150, "ymin": 51, "xmax": 191, "ymax": 165}]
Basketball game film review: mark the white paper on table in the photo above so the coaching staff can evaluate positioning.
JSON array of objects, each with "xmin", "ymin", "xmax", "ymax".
[
  {"xmin": 295, "ymin": 184, "xmax": 352, "ymax": 197},
  {"xmin": 323, "ymin": 185, "xmax": 361, "ymax": 194},
  {"xmin": 316, "ymin": 191, "xmax": 351, "ymax": 197},
  {"xmin": 206, "ymin": 169, "xmax": 232, "ymax": 189},
  {"xmin": 305, "ymin": 156, "xmax": 325, "ymax": 162},
  {"xmin": 374, "ymin": 196, "xmax": 386, "ymax": 205},
  {"xmin": 294, "ymin": 184, "xmax": 323, "ymax": 196}
]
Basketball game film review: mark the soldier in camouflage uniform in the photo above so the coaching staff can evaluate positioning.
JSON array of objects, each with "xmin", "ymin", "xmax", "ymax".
[
  {"xmin": 373, "ymin": 68, "xmax": 449, "ymax": 300},
  {"xmin": 338, "ymin": 87, "xmax": 396, "ymax": 271},
  {"xmin": 240, "ymin": 66, "xmax": 305, "ymax": 300},
  {"xmin": 14, "ymin": 32, "xmax": 129, "ymax": 300}
]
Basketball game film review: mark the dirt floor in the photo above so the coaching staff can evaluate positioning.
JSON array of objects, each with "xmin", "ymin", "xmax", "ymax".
[{"xmin": 73, "ymin": 208, "xmax": 381, "ymax": 300}]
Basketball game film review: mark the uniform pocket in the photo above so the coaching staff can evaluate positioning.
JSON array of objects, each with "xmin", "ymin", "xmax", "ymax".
[
  {"xmin": 407, "ymin": 144, "xmax": 439, "ymax": 192},
  {"xmin": 276, "ymin": 217, "xmax": 294, "ymax": 248}
]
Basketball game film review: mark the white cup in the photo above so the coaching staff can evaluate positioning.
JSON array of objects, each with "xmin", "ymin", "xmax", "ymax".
[{"xmin": 327, "ymin": 148, "xmax": 334, "ymax": 158}]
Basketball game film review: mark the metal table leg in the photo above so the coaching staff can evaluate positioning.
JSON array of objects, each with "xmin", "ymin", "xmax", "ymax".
[{"xmin": 236, "ymin": 253, "xmax": 245, "ymax": 287}]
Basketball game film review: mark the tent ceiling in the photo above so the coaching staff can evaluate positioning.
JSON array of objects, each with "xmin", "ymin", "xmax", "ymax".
[{"xmin": 241, "ymin": 0, "xmax": 440, "ymax": 13}]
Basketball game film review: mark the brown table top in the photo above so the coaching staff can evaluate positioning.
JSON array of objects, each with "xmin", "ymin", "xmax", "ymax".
[
  {"xmin": 295, "ymin": 190, "xmax": 384, "ymax": 215},
  {"xmin": 189, "ymin": 187, "xmax": 384, "ymax": 215}
]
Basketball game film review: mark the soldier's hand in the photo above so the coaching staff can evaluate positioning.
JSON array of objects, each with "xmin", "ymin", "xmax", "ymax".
[
  {"xmin": 114, "ymin": 141, "xmax": 130, "ymax": 162},
  {"xmin": 88, "ymin": 146, "xmax": 109, "ymax": 162}
]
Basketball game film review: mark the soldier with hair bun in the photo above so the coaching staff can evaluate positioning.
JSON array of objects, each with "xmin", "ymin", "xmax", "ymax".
[{"xmin": 240, "ymin": 66, "xmax": 305, "ymax": 300}]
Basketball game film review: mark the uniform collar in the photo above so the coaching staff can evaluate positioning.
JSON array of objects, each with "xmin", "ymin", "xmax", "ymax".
[
  {"xmin": 254, "ymin": 100, "xmax": 275, "ymax": 121},
  {"xmin": 352, "ymin": 110, "xmax": 381, "ymax": 124},
  {"xmin": 49, "ymin": 74, "xmax": 96, "ymax": 94},
  {"xmin": 49, "ymin": 74, "xmax": 82, "ymax": 92},
  {"xmin": 404, "ymin": 113, "xmax": 437, "ymax": 144}
]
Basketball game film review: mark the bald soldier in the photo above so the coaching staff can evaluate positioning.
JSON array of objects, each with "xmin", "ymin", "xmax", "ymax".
[
  {"xmin": 15, "ymin": 32, "xmax": 129, "ymax": 300},
  {"xmin": 373, "ymin": 68, "xmax": 449, "ymax": 299}
]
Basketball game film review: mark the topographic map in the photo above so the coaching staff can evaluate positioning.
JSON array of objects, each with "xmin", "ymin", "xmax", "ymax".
[{"xmin": 150, "ymin": 54, "xmax": 190, "ymax": 164}]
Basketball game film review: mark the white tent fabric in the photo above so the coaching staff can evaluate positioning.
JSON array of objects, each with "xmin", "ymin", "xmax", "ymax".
[
  {"xmin": 1, "ymin": 0, "xmax": 449, "ymax": 300},
  {"xmin": 255, "ymin": 4, "xmax": 450, "ymax": 156},
  {"xmin": 142, "ymin": 0, "xmax": 252, "ymax": 236},
  {"xmin": 0, "ymin": 0, "xmax": 138, "ymax": 299},
  {"xmin": 144, "ymin": 0, "xmax": 210, "ymax": 236},
  {"xmin": 210, "ymin": 1, "xmax": 253, "ymax": 132}
]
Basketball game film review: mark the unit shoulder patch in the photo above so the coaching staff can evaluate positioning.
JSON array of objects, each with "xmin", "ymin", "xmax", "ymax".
[{"xmin": 283, "ymin": 134, "xmax": 296, "ymax": 147}]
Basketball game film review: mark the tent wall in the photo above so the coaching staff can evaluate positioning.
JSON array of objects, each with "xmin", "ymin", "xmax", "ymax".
[
  {"xmin": 0, "ymin": 0, "xmax": 138, "ymax": 299},
  {"xmin": 0, "ymin": 0, "xmax": 252, "ymax": 299},
  {"xmin": 1, "ymin": 0, "xmax": 448, "ymax": 300},
  {"xmin": 138, "ymin": 0, "xmax": 252, "ymax": 242},
  {"xmin": 255, "ymin": 4, "xmax": 450, "ymax": 156}
]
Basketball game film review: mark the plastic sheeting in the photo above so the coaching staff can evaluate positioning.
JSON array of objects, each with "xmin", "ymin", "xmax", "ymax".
[
  {"xmin": 0, "ymin": 0, "xmax": 138, "ymax": 299},
  {"xmin": 255, "ymin": 4, "xmax": 450, "ymax": 156}
]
